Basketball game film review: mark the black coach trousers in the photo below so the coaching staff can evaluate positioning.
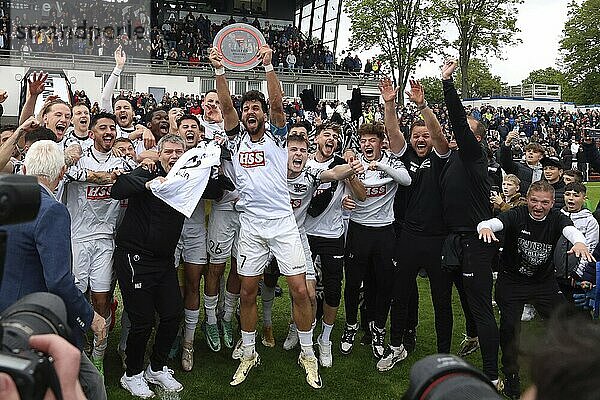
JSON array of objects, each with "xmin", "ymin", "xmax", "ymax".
[
  {"xmin": 114, "ymin": 248, "xmax": 184, "ymax": 376},
  {"xmin": 458, "ymin": 233, "xmax": 499, "ymax": 380},
  {"xmin": 344, "ymin": 221, "xmax": 395, "ymax": 329},
  {"xmin": 390, "ymin": 229, "xmax": 454, "ymax": 352},
  {"xmin": 495, "ymin": 272, "xmax": 565, "ymax": 376}
]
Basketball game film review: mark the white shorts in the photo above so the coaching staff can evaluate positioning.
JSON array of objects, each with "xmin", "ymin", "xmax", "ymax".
[
  {"xmin": 264, "ymin": 231, "xmax": 315, "ymax": 281},
  {"xmin": 72, "ymin": 238, "xmax": 114, "ymax": 292},
  {"xmin": 208, "ymin": 208, "xmax": 240, "ymax": 264},
  {"xmin": 237, "ymin": 213, "xmax": 306, "ymax": 277},
  {"xmin": 174, "ymin": 220, "xmax": 208, "ymax": 267}
]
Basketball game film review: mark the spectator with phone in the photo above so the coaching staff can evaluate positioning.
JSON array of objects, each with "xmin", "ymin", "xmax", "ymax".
[
  {"xmin": 500, "ymin": 130, "xmax": 544, "ymax": 196},
  {"xmin": 490, "ymin": 174, "xmax": 527, "ymax": 215}
]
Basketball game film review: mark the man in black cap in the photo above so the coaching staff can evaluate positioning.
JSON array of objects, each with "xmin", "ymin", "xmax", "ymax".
[{"xmin": 541, "ymin": 156, "xmax": 565, "ymax": 211}]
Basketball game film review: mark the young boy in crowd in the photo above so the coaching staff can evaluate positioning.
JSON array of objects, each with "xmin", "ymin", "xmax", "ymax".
[{"xmin": 563, "ymin": 169, "xmax": 583, "ymax": 185}]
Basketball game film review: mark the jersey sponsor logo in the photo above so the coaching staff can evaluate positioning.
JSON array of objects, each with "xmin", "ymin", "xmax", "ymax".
[
  {"xmin": 291, "ymin": 198, "xmax": 302, "ymax": 209},
  {"xmin": 293, "ymin": 183, "xmax": 308, "ymax": 193},
  {"xmin": 86, "ymin": 185, "xmax": 112, "ymax": 200},
  {"xmin": 365, "ymin": 185, "xmax": 387, "ymax": 198},
  {"xmin": 238, "ymin": 151, "xmax": 265, "ymax": 168}
]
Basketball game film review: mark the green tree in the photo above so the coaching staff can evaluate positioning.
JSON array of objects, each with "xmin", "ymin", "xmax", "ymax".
[
  {"xmin": 345, "ymin": 0, "xmax": 442, "ymax": 105},
  {"xmin": 560, "ymin": 0, "xmax": 600, "ymax": 104},
  {"xmin": 432, "ymin": 0, "xmax": 522, "ymax": 97},
  {"xmin": 417, "ymin": 76, "xmax": 444, "ymax": 105},
  {"xmin": 455, "ymin": 58, "xmax": 504, "ymax": 98}
]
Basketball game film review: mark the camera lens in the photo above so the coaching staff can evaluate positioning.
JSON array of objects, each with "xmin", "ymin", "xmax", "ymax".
[
  {"xmin": 0, "ymin": 292, "xmax": 71, "ymax": 352},
  {"xmin": 403, "ymin": 354, "xmax": 501, "ymax": 400}
]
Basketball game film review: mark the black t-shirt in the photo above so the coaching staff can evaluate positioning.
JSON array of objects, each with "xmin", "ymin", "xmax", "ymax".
[
  {"xmin": 497, "ymin": 205, "xmax": 573, "ymax": 280},
  {"xmin": 396, "ymin": 146, "xmax": 447, "ymax": 236}
]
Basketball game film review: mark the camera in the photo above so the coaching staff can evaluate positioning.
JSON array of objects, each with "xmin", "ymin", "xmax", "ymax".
[
  {"xmin": 0, "ymin": 293, "xmax": 71, "ymax": 400},
  {"xmin": 403, "ymin": 354, "xmax": 501, "ymax": 400}
]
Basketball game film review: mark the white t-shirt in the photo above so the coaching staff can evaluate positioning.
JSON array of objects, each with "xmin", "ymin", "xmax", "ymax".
[{"xmin": 227, "ymin": 124, "xmax": 292, "ymax": 219}]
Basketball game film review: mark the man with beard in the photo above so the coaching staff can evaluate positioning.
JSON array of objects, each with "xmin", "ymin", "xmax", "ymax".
[
  {"xmin": 111, "ymin": 134, "xmax": 187, "ymax": 398},
  {"xmin": 291, "ymin": 122, "xmax": 366, "ymax": 369},
  {"xmin": 477, "ymin": 180, "xmax": 593, "ymax": 399},
  {"xmin": 64, "ymin": 102, "xmax": 93, "ymax": 151},
  {"xmin": 173, "ymin": 114, "xmax": 210, "ymax": 371},
  {"xmin": 63, "ymin": 112, "xmax": 135, "ymax": 375},
  {"xmin": 212, "ymin": 45, "xmax": 323, "ymax": 389},
  {"xmin": 377, "ymin": 78, "xmax": 454, "ymax": 371}
]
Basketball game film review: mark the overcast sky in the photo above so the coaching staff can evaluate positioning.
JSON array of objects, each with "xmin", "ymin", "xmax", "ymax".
[{"xmin": 337, "ymin": 0, "xmax": 570, "ymax": 85}]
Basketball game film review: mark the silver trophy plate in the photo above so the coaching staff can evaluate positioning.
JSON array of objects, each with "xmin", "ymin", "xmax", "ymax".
[{"xmin": 213, "ymin": 23, "xmax": 267, "ymax": 71}]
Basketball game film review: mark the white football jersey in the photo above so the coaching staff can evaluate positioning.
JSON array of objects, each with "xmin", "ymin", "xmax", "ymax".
[
  {"xmin": 63, "ymin": 127, "xmax": 93, "ymax": 151},
  {"xmin": 304, "ymin": 157, "xmax": 347, "ymax": 239},
  {"xmin": 228, "ymin": 125, "xmax": 292, "ymax": 219},
  {"xmin": 200, "ymin": 117, "xmax": 226, "ymax": 140},
  {"xmin": 64, "ymin": 147, "xmax": 134, "ymax": 241},
  {"xmin": 351, "ymin": 150, "xmax": 407, "ymax": 227},
  {"xmin": 288, "ymin": 168, "xmax": 322, "ymax": 233}
]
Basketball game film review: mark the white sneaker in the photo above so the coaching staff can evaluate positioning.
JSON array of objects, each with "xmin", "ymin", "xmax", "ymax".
[
  {"xmin": 376, "ymin": 345, "xmax": 408, "ymax": 372},
  {"xmin": 283, "ymin": 324, "xmax": 299, "ymax": 350},
  {"xmin": 230, "ymin": 351, "xmax": 260, "ymax": 386},
  {"xmin": 298, "ymin": 353, "xmax": 323, "ymax": 389},
  {"xmin": 317, "ymin": 335, "xmax": 332, "ymax": 368},
  {"xmin": 144, "ymin": 365, "xmax": 183, "ymax": 392},
  {"xmin": 232, "ymin": 338, "xmax": 244, "ymax": 360},
  {"xmin": 120, "ymin": 372, "xmax": 155, "ymax": 399},
  {"xmin": 181, "ymin": 342, "xmax": 194, "ymax": 372}
]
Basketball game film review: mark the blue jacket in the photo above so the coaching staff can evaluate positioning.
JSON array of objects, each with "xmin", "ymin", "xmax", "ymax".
[{"xmin": 0, "ymin": 184, "xmax": 93, "ymax": 347}]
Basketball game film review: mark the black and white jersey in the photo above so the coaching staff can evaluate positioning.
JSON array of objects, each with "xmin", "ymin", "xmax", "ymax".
[
  {"xmin": 352, "ymin": 150, "xmax": 407, "ymax": 227},
  {"xmin": 288, "ymin": 167, "xmax": 322, "ymax": 232},
  {"xmin": 63, "ymin": 127, "xmax": 93, "ymax": 151},
  {"xmin": 304, "ymin": 157, "xmax": 346, "ymax": 238}
]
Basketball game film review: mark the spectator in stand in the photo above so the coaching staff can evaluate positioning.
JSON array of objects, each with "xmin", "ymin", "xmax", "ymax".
[
  {"xmin": 286, "ymin": 51, "xmax": 297, "ymax": 71},
  {"xmin": 500, "ymin": 130, "xmax": 544, "ymax": 196},
  {"xmin": 364, "ymin": 59, "xmax": 373, "ymax": 78}
]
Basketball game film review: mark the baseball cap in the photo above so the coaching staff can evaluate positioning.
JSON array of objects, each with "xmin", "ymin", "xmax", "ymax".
[{"xmin": 540, "ymin": 156, "xmax": 564, "ymax": 170}]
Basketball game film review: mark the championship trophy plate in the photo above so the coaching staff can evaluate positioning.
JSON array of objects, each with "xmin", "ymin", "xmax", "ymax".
[{"xmin": 213, "ymin": 23, "xmax": 267, "ymax": 71}]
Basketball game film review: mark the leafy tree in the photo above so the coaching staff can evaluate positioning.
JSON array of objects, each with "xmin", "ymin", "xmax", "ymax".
[
  {"xmin": 417, "ymin": 76, "xmax": 444, "ymax": 105},
  {"xmin": 345, "ymin": 0, "xmax": 442, "ymax": 105},
  {"xmin": 560, "ymin": 0, "xmax": 600, "ymax": 104},
  {"xmin": 455, "ymin": 58, "xmax": 504, "ymax": 98},
  {"xmin": 432, "ymin": 0, "xmax": 522, "ymax": 97}
]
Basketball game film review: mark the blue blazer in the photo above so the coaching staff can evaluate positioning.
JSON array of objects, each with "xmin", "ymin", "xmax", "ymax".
[{"xmin": 0, "ymin": 185, "xmax": 93, "ymax": 346}]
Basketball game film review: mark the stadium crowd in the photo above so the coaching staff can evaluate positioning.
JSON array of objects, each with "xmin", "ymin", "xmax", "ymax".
[
  {"xmin": 1, "ymin": 43, "xmax": 600, "ymax": 400},
  {"xmin": 1, "ymin": 1, "xmax": 367, "ymax": 73}
]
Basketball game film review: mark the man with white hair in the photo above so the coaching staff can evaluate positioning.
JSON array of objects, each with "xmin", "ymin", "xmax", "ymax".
[{"xmin": 0, "ymin": 137, "xmax": 107, "ymax": 400}]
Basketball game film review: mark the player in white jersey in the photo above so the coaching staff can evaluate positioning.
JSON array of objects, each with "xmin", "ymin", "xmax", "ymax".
[
  {"xmin": 172, "ymin": 114, "xmax": 210, "ymax": 371},
  {"xmin": 63, "ymin": 112, "xmax": 133, "ymax": 375},
  {"xmin": 297, "ymin": 122, "xmax": 366, "ymax": 367},
  {"xmin": 340, "ymin": 122, "xmax": 411, "ymax": 359},
  {"xmin": 211, "ymin": 45, "xmax": 323, "ymax": 389},
  {"xmin": 40, "ymin": 99, "xmax": 72, "ymax": 146},
  {"xmin": 261, "ymin": 133, "xmax": 363, "ymax": 356},
  {"xmin": 200, "ymin": 88, "xmax": 242, "ymax": 355},
  {"xmin": 63, "ymin": 103, "xmax": 93, "ymax": 151}
]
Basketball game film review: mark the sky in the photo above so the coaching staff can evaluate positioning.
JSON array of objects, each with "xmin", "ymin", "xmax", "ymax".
[{"xmin": 336, "ymin": 0, "xmax": 570, "ymax": 85}]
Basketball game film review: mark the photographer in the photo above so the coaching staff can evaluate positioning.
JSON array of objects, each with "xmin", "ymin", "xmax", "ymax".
[
  {"xmin": 0, "ymin": 334, "xmax": 86, "ymax": 400},
  {"xmin": 0, "ymin": 140, "xmax": 106, "ymax": 400}
]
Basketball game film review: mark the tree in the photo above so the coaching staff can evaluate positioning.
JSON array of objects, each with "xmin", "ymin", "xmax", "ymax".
[
  {"xmin": 432, "ymin": 0, "xmax": 522, "ymax": 97},
  {"xmin": 345, "ymin": 0, "xmax": 442, "ymax": 105},
  {"xmin": 417, "ymin": 76, "xmax": 444, "ymax": 105},
  {"xmin": 455, "ymin": 58, "xmax": 504, "ymax": 98},
  {"xmin": 560, "ymin": 0, "xmax": 600, "ymax": 104}
]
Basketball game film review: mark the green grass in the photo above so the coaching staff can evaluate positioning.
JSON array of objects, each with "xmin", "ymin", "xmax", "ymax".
[
  {"xmin": 585, "ymin": 181, "xmax": 600, "ymax": 211},
  {"xmin": 102, "ymin": 273, "xmax": 544, "ymax": 400}
]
